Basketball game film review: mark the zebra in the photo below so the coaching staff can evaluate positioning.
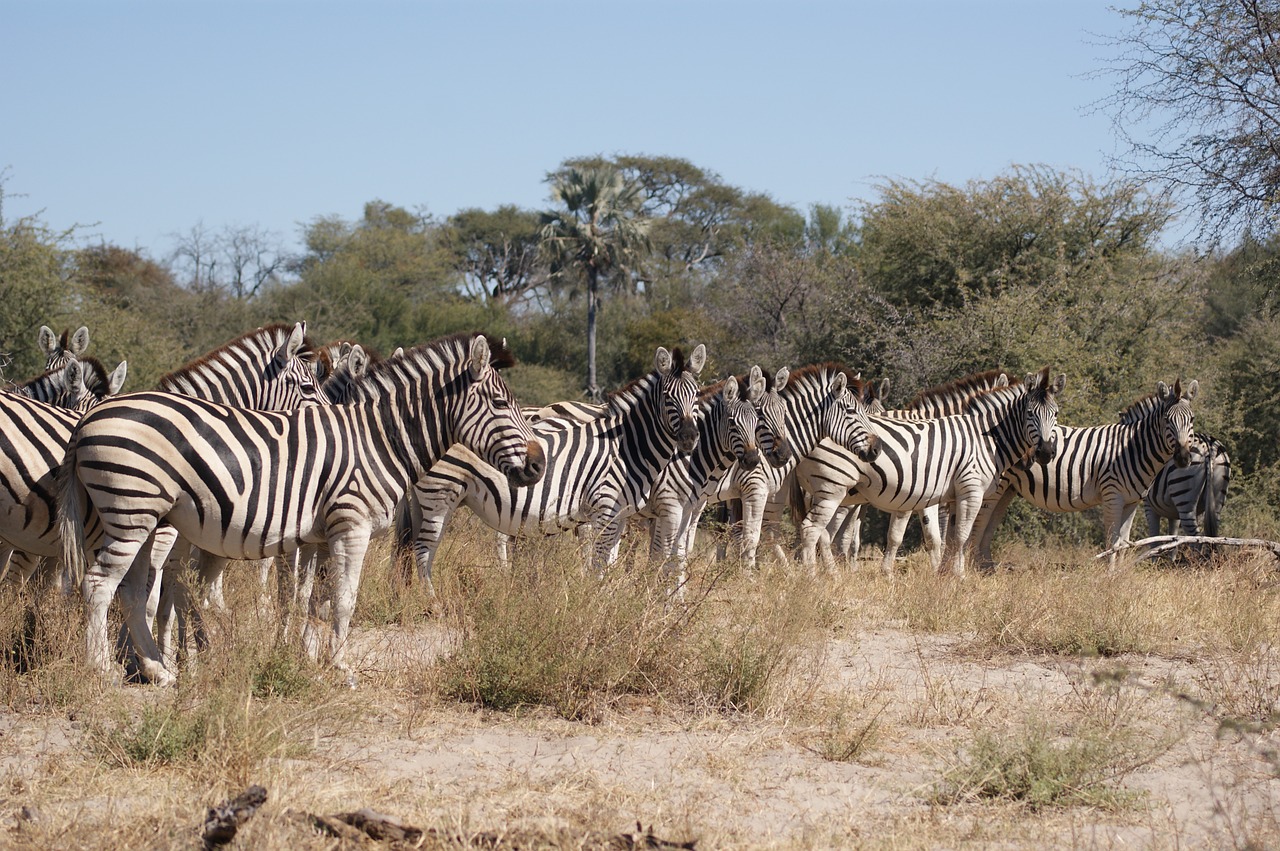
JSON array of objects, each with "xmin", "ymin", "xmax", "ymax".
[
  {"xmin": 637, "ymin": 368, "xmax": 764, "ymax": 585},
  {"xmin": 38, "ymin": 325, "xmax": 90, "ymax": 371},
  {"xmin": 792, "ymin": 368, "xmax": 1065, "ymax": 576},
  {"xmin": 0, "ymin": 359, "xmax": 130, "ymax": 585},
  {"xmin": 972, "ymin": 379, "xmax": 1197, "ymax": 570},
  {"xmin": 819, "ymin": 370, "xmax": 1016, "ymax": 571},
  {"xmin": 14, "ymin": 358, "xmax": 129, "ymax": 413},
  {"xmin": 404, "ymin": 345, "xmax": 706, "ymax": 587},
  {"xmin": 60, "ymin": 332, "xmax": 544, "ymax": 686},
  {"xmin": 708, "ymin": 365, "xmax": 884, "ymax": 568},
  {"xmin": 1143, "ymin": 433, "xmax": 1230, "ymax": 538}
]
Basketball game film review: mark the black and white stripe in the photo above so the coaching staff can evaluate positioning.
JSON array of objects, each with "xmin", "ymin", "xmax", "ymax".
[
  {"xmin": 406, "ymin": 345, "xmax": 707, "ymax": 584},
  {"xmin": 1143, "ymin": 433, "xmax": 1230, "ymax": 537},
  {"xmin": 709, "ymin": 364, "xmax": 885, "ymax": 568},
  {"xmin": 60, "ymin": 332, "xmax": 544, "ymax": 685},
  {"xmin": 793, "ymin": 368, "xmax": 1064, "ymax": 576},
  {"xmin": 38, "ymin": 325, "xmax": 90, "ymax": 371},
  {"xmin": 14, "ymin": 358, "xmax": 128, "ymax": 413},
  {"xmin": 973, "ymin": 379, "xmax": 1197, "ymax": 569}
]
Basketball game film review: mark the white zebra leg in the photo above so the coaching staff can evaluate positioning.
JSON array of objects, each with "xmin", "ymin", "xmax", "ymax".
[
  {"xmin": 85, "ymin": 533, "xmax": 172, "ymax": 684},
  {"xmin": 973, "ymin": 483, "xmax": 1017, "ymax": 572},
  {"xmin": 1143, "ymin": 501, "xmax": 1162, "ymax": 538},
  {"xmin": 799, "ymin": 494, "xmax": 841, "ymax": 570},
  {"xmin": 830, "ymin": 504, "xmax": 861, "ymax": 565},
  {"xmin": 881, "ymin": 511, "xmax": 912, "ymax": 574},
  {"xmin": 920, "ymin": 505, "xmax": 944, "ymax": 571},
  {"xmin": 496, "ymin": 534, "xmax": 512, "ymax": 570},
  {"xmin": 940, "ymin": 494, "xmax": 982, "ymax": 578},
  {"xmin": 738, "ymin": 487, "xmax": 770, "ymax": 569},
  {"xmin": 1100, "ymin": 494, "xmax": 1135, "ymax": 569},
  {"xmin": 325, "ymin": 530, "xmax": 373, "ymax": 683}
]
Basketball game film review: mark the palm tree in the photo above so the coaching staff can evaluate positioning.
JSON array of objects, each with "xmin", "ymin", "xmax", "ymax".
[{"xmin": 540, "ymin": 166, "xmax": 651, "ymax": 401}]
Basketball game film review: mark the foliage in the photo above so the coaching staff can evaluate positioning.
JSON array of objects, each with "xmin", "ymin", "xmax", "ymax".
[
  {"xmin": 1099, "ymin": 0, "xmax": 1280, "ymax": 243},
  {"xmin": 0, "ymin": 211, "xmax": 78, "ymax": 379}
]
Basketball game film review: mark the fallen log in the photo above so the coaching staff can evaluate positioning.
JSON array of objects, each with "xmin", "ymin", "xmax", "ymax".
[{"xmin": 1095, "ymin": 535, "xmax": 1280, "ymax": 564}]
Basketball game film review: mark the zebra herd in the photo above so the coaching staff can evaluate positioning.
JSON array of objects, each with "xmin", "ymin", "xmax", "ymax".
[{"xmin": 0, "ymin": 321, "xmax": 1229, "ymax": 685}]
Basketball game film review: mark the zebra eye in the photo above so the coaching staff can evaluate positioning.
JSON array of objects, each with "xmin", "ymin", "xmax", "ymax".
[{"xmin": 493, "ymin": 398, "xmax": 510, "ymax": 409}]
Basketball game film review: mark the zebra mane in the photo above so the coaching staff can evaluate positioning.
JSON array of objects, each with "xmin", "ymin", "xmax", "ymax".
[
  {"xmin": 158, "ymin": 323, "xmax": 318, "ymax": 389},
  {"xmin": 784, "ymin": 362, "xmax": 865, "ymax": 397},
  {"xmin": 907, "ymin": 369, "xmax": 1016, "ymax": 411},
  {"xmin": 1117, "ymin": 392, "xmax": 1167, "ymax": 425},
  {"xmin": 346, "ymin": 332, "xmax": 514, "ymax": 403},
  {"xmin": 697, "ymin": 377, "xmax": 732, "ymax": 404}
]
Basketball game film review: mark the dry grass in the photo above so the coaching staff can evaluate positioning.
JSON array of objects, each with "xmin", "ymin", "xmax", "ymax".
[{"xmin": 0, "ymin": 528, "xmax": 1276, "ymax": 848}]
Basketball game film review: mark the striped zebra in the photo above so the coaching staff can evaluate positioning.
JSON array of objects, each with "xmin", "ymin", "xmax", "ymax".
[
  {"xmin": 1143, "ymin": 433, "xmax": 1230, "ymax": 537},
  {"xmin": 792, "ymin": 368, "xmax": 1065, "ymax": 576},
  {"xmin": 972, "ymin": 379, "xmax": 1197, "ymax": 569},
  {"xmin": 0, "ymin": 359, "xmax": 129, "ymax": 584},
  {"xmin": 637, "ymin": 368, "xmax": 763, "ymax": 584},
  {"xmin": 38, "ymin": 325, "xmax": 90, "ymax": 371},
  {"xmin": 709, "ymin": 365, "xmax": 885, "ymax": 568},
  {"xmin": 61, "ymin": 332, "xmax": 544, "ymax": 685},
  {"xmin": 820, "ymin": 370, "xmax": 1014, "ymax": 571},
  {"xmin": 405, "ymin": 345, "xmax": 706, "ymax": 585},
  {"xmin": 15, "ymin": 358, "xmax": 129, "ymax": 413}
]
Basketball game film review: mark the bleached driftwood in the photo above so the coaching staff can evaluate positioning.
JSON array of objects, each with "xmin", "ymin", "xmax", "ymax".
[{"xmin": 1095, "ymin": 535, "xmax": 1280, "ymax": 564}]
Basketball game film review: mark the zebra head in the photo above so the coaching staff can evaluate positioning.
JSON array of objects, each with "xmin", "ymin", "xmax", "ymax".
[
  {"xmin": 1158, "ymin": 378, "xmax": 1198, "ymax": 468},
  {"xmin": 656, "ymin": 344, "xmax": 705, "ymax": 454},
  {"xmin": 38, "ymin": 325, "xmax": 90, "ymax": 371},
  {"xmin": 823, "ymin": 370, "xmax": 882, "ymax": 462},
  {"xmin": 753, "ymin": 366, "xmax": 794, "ymax": 467},
  {"xmin": 453, "ymin": 334, "xmax": 546, "ymax": 487},
  {"xmin": 1021, "ymin": 367, "xmax": 1066, "ymax": 464},
  {"xmin": 320, "ymin": 343, "xmax": 381, "ymax": 404},
  {"xmin": 262, "ymin": 321, "xmax": 325, "ymax": 410},
  {"xmin": 62, "ymin": 358, "xmax": 128, "ymax": 413},
  {"xmin": 716, "ymin": 375, "xmax": 760, "ymax": 470}
]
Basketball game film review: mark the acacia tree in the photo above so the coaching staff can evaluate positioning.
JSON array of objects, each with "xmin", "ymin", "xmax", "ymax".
[
  {"xmin": 1099, "ymin": 0, "xmax": 1280, "ymax": 242},
  {"xmin": 539, "ymin": 166, "xmax": 651, "ymax": 401}
]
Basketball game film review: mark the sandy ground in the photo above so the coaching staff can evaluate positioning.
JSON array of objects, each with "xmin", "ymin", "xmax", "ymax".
[{"xmin": 1, "ymin": 616, "xmax": 1276, "ymax": 849}]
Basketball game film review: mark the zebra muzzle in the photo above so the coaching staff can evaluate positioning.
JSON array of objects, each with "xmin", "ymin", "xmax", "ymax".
[
  {"xmin": 739, "ymin": 444, "xmax": 760, "ymax": 470},
  {"xmin": 766, "ymin": 439, "xmax": 793, "ymax": 467},
  {"xmin": 1173, "ymin": 443, "xmax": 1192, "ymax": 468},
  {"xmin": 676, "ymin": 416, "xmax": 698, "ymax": 453},
  {"xmin": 507, "ymin": 440, "xmax": 546, "ymax": 487},
  {"xmin": 854, "ymin": 434, "xmax": 883, "ymax": 462}
]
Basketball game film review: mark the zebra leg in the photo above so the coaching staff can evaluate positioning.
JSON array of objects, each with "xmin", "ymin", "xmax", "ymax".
[
  {"xmin": 86, "ymin": 533, "xmax": 173, "ymax": 685},
  {"xmin": 1143, "ymin": 500, "xmax": 1162, "ymax": 538},
  {"xmin": 973, "ymin": 482, "xmax": 1018, "ymax": 572},
  {"xmin": 737, "ymin": 489, "xmax": 769, "ymax": 569},
  {"xmin": 830, "ymin": 504, "xmax": 862, "ymax": 565},
  {"xmin": 881, "ymin": 511, "xmax": 912, "ymax": 574},
  {"xmin": 413, "ymin": 479, "xmax": 465, "ymax": 594},
  {"xmin": 940, "ymin": 494, "xmax": 982, "ymax": 577},
  {"xmin": 1100, "ymin": 495, "xmax": 1137, "ymax": 568},
  {"xmin": 325, "ymin": 530, "xmax": 373, "ymax": 683},
  {"xmin": 798, "ymin": 493, "xmax": 841, "ymax": 570},
  {"xmin": 919, "ymin": 505, "xmax": 943, "ymax": 572}
]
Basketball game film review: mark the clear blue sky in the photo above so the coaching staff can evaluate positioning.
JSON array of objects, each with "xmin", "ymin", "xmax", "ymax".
[{"xmin": 3, "ymin": 1, "xmax": 1128, "ymax": 256}]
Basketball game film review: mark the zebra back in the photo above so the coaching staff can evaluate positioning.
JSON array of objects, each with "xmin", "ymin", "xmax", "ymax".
[
  {"xmin": 38, "ymin": 325, "xmax": 90, "ymax": 371},
  {"xmin": 156, "ymin": 321, "xmax": 323, "ymax": 409}
]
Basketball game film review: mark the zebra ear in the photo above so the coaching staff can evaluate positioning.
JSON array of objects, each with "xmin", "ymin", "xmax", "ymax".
[
  {"xmin": 107, "ymin": 361, "xmax": 128, "ymax": 395},
  {"xmin": 469, "ymin": 335, "xmax": 492, "ymax": 380},
  {"xmin": 393, "ymin": 346, "xmax": 405, "ymax": 359},
  {"xmin": 1051, "ymin": 373, "xmax": 1066, "ymax": 395},
  {"xmin": 878, "ymin": 377, "xmax": 891, "ymax": 402},
  {"xmin": 349, "ymin": 345, "xmax": 370, "ymax": 378},
  {"xmin": 38, "ymin": 326, "xmax": 57, "ymax": 356},
  {"xmin": 748, "ymin": 366, "xmax": 765, "ymax": 403},
  {"xmin": 996, "ymin": 373, "xmax": 1009, "ymax": 388},
  {"xmin": 69, "ymin": 326, "xmax": 90, "ymax": 357},
  {"xmin": 774, "ymin": 367, "xmax": 790, "ymax": 392},
  {"xmin": 688, "ymin": 344, "xmax": 707, "ymax": 377},
  {"xmin": 723, "ymin": 376, "xmax": 740, "ymax": 403},
  {"xmin": 1156, "ymin": 380, "xmax": 1171, "ymax": 401},
  {"xmin": 830, "ymin": 371, "xmax": 848, "ymax": 397},
  {"xmin": 278, "ymin": 322, "xmax": 307, "ymax": 365},
  {"xmin": 1183, "ymin": 379, "xmax": 1198, "ymax": 402},
  {"xmin": 655, "ymin": 347, "xmax": 673, "ymax": 376},
  {"xmin": 64, "ymin": 360, "xmax": 85, "ymax": 396}
]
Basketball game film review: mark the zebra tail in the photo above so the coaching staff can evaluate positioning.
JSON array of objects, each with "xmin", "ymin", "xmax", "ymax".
[
  {"xmin": 1201, "ymin": 452, "xmax": 1221, "ymax": 538},
  {"xmin": 787, "ymin": 475, "xmax": 809, "ymax": 529},
  {"xmin": 55, "ymin": 433, "xmax": 89, "ymax": 589}
]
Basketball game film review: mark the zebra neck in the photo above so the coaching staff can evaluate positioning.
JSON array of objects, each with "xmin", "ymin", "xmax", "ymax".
[
  {"xmin": 611, "ymin": 377, "xmax": 681, "ymax": 495},
  {"xmin": 968, "ymin": 391, "xmax": 1031, "ymax": 468},
  {"xmin": 684, "ymin": 397, "xmax": 736, "ymax": 490},
  {"xmin": 779, "ymin": 373, "xmax": 834, "ymax": 458}
]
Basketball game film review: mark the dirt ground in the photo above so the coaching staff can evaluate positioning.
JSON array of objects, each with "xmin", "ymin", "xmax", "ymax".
[{"xmin": 0, "ymin": 574, "xmax": 1277, "ymax": 850}]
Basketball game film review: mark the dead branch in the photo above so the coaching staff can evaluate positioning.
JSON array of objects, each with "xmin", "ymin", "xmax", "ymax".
[
  {"xmin": 202, "ymin": 785, "xmax": 267, "ymax": 849},
  {"xmin": 1095, "ymin": 535, "xmax": 1280, "ymax": 563}
]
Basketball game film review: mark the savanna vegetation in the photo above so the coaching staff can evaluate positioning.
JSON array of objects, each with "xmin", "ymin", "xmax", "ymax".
[{"xmin": 4, "ymin": 2, "xmax": 1280, "ymax": 847}]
